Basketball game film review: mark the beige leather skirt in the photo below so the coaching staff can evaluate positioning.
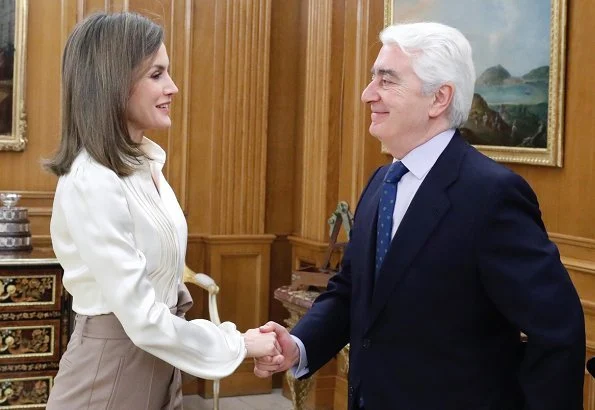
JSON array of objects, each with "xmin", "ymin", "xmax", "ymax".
[{"xmin": 47, "ymin": 286, "xmax": 192, "ymax": 410}]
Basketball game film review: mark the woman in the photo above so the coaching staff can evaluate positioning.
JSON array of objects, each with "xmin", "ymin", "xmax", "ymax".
[{"xmin": 45, "ymin": 12, "xmax": 280, "ymax": 409}]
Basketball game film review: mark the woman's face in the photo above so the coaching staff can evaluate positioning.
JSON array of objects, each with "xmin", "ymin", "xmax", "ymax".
[{"xmin": 126, "ymin": 43, "xmax": 178, "ymax": 142}]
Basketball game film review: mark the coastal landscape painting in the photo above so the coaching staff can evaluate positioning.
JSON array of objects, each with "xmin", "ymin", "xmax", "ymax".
[
  {"xmin": 0, "ymin": 0, "xmax": 27, "ymax": 152},
  {"xmin": 385, "ymin": 0, "xmax": 566, "ymax": 166}
]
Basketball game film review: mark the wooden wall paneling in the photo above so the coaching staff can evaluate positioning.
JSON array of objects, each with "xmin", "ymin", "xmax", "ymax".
[
  {"xmin": 212, "ymin": 0, "xmax": 271, "ymax": 235},
  {"xmin": 184, "ymin": 0, "xmax": 275, "ymax": 397},
  {"xmin": 204, "ymin": 236, "xmax": 275, "ymax": 330},
  {"xmin": 163, "ymin": 0, "xmax": 192, "ymax": 213},
  {"xmin": 187, "ymin": 0, "xmax": 271, "ymax": 235},
  {"xmin": 186, "ymin": 0, "xmax": 216, "ymax": 233},
  {"xmin": 507, "ymin": 0, "xmax": 595, "ymax": 242},
  {"xmin": 339, "ymin": 0, "xmax": 387, "ymax": 208},
  {"xmin": 586, "ymin": 372, "xmax": 595, "ymax": 410},
  {"xmin": 333, "ymin": 350, "xmax": 348, "ymax": 410},
  {"xmin": 126, "ymin": 0, "xmax": 171, "ymax": 154},
  {"xmin": 512, "ymin": 0, "xmax": 595, "ymax": 400},
  {"xmin": 266, "ymin": 0, "xmax": 300, "ymax": 237},
  {"xmin": 265, "ymin": 0, "xmax": 300, "ymax": 338},
  {"xmin": 298, "ymin": 0, "xmax": 338, "ymax": 242},
  {"xmin": 291, "ymin": 0, "xmax": 309, "ymax": 240},
  {"xmin": 0, "ymin": 1, "xmax": 61, "ymax": 192},
  {"xmin": 201, "ymin": 234, "xmax": 275, "ymax": 396}
]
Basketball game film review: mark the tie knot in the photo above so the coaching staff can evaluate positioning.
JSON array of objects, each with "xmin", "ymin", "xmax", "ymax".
[{"xmin": 384, "ymin": 161, "xmax": 408, "ymax": 184}]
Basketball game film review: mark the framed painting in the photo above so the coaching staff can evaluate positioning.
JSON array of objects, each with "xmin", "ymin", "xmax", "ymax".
[
  {"xmin": 0, "ymin": 0, "xmax": 27, "ymax": 152},
  {"xmin": 385, "ymin": 0, "xmax": 566, "ymax": 166}
]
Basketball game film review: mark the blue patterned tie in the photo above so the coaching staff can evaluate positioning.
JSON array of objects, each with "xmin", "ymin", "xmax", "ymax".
[{"xmin": 375, "ymin": 161, "xmax": 409, "ymax": 279}]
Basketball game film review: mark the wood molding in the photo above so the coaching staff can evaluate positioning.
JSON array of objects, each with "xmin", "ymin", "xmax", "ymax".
[
  {"xmin": 187, "ymin": 234, "xmax": 206, "ymax": 243},
  {"xmin": 32, "ymin": 235, "xmax": 52, "ymax": 249},
  {"xmin": 28, "ymin": 208, "xmax": 52, "ymax": 217},
  {"xmin": 551, "ymin": 233, "xmax": 595, "ymax": 249},
  {"xmin": 563, "ymin": 256, "xmax": 595, "ymax": 276},
  {"xmin": 12, "ymin": 191, "xmax": 54, "ymax": 199},
  {"xmin": 288, "ymin": 235, "xmax": 328, "ymax": 251},
  {"xmin": 552, "ymin": 233, "xmax": 595, "ymax": 260},
  {"xmin": 202, "ymin": 234, "xmax": 276, "ymax": 246},
  {"xmin": 298, "ymin": 0, "xmax": 338, "ymax": 241}
]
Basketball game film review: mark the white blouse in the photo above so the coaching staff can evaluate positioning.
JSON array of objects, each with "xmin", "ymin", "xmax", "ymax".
[{"xmin": 50, "ymin": 137, "xmax": 245, "ymax": 379}]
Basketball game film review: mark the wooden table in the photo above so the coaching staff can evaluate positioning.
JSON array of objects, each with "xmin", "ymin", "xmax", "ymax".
[
  {"xmin": 274, "ymin": 285, "xmax": 349, "ymax": 410},
  {"xmin": 0, "ymin": 248, "xmax": 70, "ymax": 409}
]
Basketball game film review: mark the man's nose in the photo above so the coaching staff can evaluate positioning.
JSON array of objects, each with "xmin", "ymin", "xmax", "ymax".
[{"xmin": 361, "ymin": 81, "xmax": 378, "ymax": 103}]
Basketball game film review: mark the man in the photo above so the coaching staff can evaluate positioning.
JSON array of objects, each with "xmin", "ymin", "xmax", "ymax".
[{"xmin": 256, "ymin": 22, "xmax": 585, "ymax": 409}]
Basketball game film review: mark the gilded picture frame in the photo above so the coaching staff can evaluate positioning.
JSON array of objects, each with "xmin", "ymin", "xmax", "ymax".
[
  {"xmin": 384, "ymin": 0, "xmax": 566, "ymax": 167},
  {"xmin": 0, "ymin": 0, "xmax": 27, "ymax": 152}
]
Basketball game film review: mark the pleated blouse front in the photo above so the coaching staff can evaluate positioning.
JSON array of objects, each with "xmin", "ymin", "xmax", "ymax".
[{"xmin": 50, "ymin": 137, "xmax": 246, "ymax": 379}]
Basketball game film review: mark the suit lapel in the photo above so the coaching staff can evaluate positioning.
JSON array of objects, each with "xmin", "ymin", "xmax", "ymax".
[
  {"xmin": 357, "ymin": 168, "xmax": 385, "ymax": 298},
  {"xmin": 366, "ymin": 133, "xmax": 469, "ymax": 331}
]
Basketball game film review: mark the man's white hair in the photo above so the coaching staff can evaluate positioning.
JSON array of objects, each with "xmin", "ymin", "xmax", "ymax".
[{"xmin": 380, "ymin": 22, "xmax": 476, "ymax": 128}]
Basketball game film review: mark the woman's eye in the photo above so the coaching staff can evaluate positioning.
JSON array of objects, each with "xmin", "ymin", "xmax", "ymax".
[{"xmin": 151, "ymin": 72, "xmax": 162, "ymax": 79}]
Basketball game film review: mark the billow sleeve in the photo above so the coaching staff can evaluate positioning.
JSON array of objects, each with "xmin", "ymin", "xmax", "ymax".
[{"xmin": 60, "ymin": 162, "xmax": 246, "ymax": 379}]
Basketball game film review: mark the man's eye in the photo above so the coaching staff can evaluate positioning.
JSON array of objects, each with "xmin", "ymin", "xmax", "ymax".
[{"xmin": 380, "ymin": 79, "xmax": 392, "ymax": 86}]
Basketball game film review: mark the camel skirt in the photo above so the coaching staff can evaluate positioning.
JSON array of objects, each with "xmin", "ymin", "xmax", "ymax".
[{"xmin": 47, "ymin": 286, "xmax": 192, "ymax": 410}]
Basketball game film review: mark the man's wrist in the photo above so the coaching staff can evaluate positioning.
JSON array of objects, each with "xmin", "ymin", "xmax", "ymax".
[{"xmin": 291, "ymin": 341, "xmax": 300, "ymax": 367}]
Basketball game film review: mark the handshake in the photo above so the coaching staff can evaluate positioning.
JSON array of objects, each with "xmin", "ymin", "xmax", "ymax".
[{"xmin": 243, "ymin": 321, "xmax": 300, "ymax": 378}]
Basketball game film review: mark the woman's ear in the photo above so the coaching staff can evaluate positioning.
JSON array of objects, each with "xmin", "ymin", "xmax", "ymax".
[{"xmin": 429, "ymin": 83, "xmax": 454, "ymax": 118}]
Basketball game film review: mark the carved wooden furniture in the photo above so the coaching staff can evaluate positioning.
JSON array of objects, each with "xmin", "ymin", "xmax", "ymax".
[
  {"xmin": 275, "ymin": 286, "xmax": 349, "ymax": 410},
  {"xmin": 0, "ymin": 248, "xmax": 69, "ymax": 409},
  {"xmin": 290, "ymin": 202, "xmax": 353, "ymax": 291}
]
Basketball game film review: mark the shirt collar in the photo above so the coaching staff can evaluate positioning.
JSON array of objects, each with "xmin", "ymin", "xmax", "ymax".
[
  {"xmin": 139, "ymin": 137, "xmax": 167, "ymax": 177},
  {"xmin": 394, "ymin": 129, "xmax": 455, "ymax": 180}
]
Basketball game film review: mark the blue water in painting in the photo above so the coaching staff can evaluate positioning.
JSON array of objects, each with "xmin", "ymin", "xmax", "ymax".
[{"xmin": 475, "ymin": 82, "xmax": 549, "ymax": 106}]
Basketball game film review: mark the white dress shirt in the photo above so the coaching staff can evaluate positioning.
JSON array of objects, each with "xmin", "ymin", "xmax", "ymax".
[
  {"xmin": 51, "ymin": 137, "xmax": 245, "ymax": 379},
  {"xmin": 291, "ymin": 129, "xmax": 455, "ymax": 377}
]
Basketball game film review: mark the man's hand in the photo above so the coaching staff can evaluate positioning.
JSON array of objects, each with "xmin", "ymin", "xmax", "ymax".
[{"xmin": 253, "ymin": 321, "xmax": 300, "ymax": 378}]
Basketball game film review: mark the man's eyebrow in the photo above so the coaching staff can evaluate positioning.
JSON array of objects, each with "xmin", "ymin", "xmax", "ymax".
[{"xmin": 371, "ymin": 68, "xmax": 399, "ymax": 78}]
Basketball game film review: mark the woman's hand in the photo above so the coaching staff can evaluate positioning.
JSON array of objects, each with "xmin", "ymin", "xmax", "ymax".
[{"xmin": 243, "ymin": 328, "xmax": 281, "ymax": 358}]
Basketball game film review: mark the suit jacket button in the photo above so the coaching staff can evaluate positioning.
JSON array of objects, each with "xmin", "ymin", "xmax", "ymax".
[
  {"xmin": 348, "ymin": 386, "xmax": 354, "ymax": 396},
  {"xmin": 363, "ymin": 338, "xmax": 371, "ymax": 349}
]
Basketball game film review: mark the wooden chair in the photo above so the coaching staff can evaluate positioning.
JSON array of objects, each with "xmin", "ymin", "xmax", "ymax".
[{"xmin": 183, "ymin": 265, "xmax": 222, "ymax": 410}]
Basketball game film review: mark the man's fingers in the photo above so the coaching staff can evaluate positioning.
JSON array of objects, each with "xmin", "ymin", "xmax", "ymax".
[
  {"xmin": 255, "ymin": 355, "xmax": 284, "ymax": 371},
  {"xmin": 253, "ymin": 367, "xmax": 272, "ymax": 378},
  {"xmin": 271, "ymin": 354, "xmax": 284, "ymax": 365},
  {"xmin": 259, "ymin": 321, "xmax": 282, "ymax": 333}
]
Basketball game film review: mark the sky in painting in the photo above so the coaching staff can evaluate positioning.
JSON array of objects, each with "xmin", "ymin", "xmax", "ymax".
[{"xmin": 391, "ymin": 0, "xmax": 551, "ymax": 77}]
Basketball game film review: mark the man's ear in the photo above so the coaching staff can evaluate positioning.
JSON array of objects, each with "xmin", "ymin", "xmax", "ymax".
[{"xmin": 429, "ymin": 83, "xmax": 454, "ymax": 118}]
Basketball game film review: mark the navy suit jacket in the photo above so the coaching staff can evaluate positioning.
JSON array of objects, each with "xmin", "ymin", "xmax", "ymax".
[{"xmin": 291, "ymin": 131, "xmax": 585, "ymax": 410}]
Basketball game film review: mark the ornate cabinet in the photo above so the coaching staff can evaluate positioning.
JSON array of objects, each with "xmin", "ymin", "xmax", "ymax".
[
  {"xmin": 0, "ymin": 249, "xmax": 69, "ymax": 409},
  {"xmin": 275, "ymin": 286, "xmax": 349, "ymax": 410}
]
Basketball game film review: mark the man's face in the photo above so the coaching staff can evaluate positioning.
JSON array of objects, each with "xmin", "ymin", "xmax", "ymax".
[{"xmin": 361, "ymin": 45, "xmax": 433, "ymax": 156}]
